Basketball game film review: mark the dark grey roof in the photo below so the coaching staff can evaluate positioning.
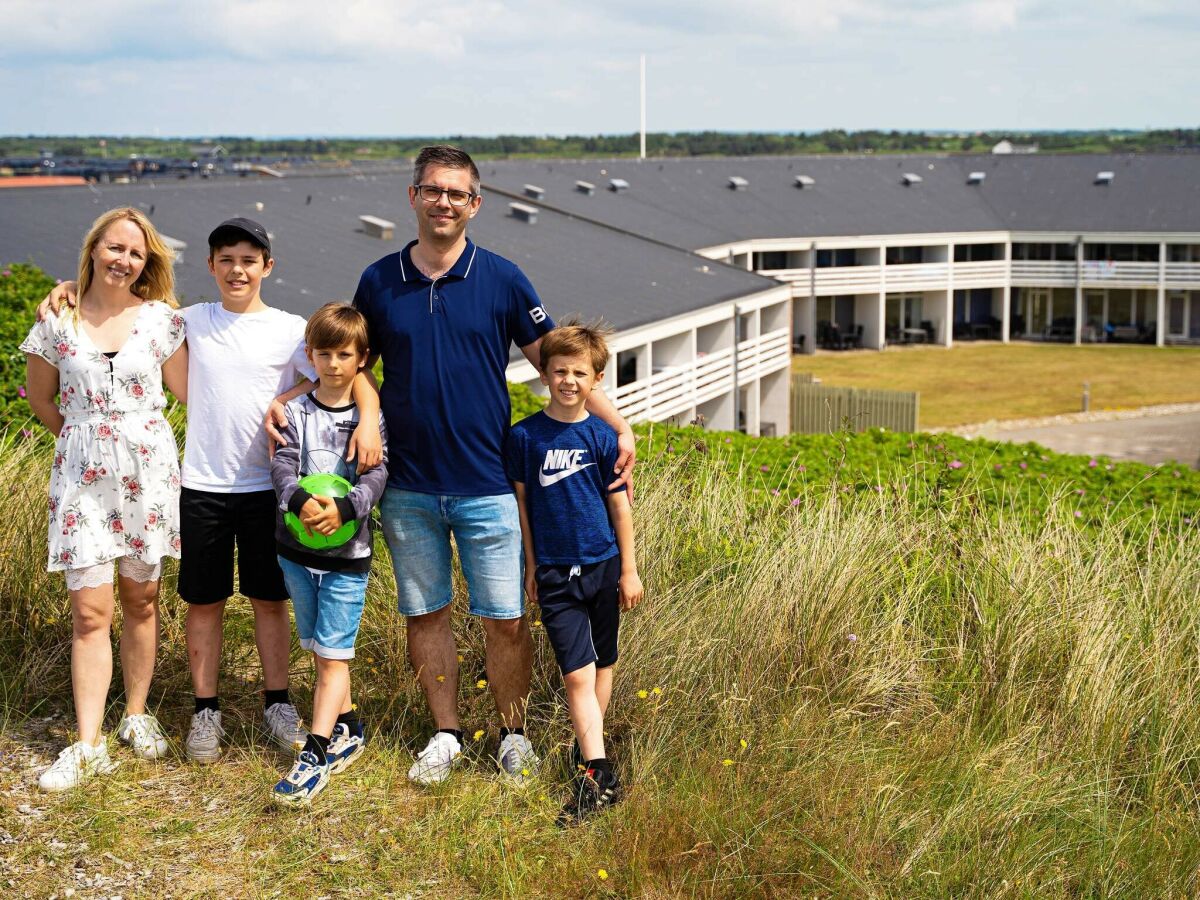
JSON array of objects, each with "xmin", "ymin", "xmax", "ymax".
[
  {"xmin": 0, "ymin": 174, "xmax": 778, "ymax": 329},
  {"xmin": 480, "ymin": 154, "xmax": 1200, "ymax": 247}
]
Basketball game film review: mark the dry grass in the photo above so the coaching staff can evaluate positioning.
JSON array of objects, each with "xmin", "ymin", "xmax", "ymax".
[
  {"xmin": 793, "ymin": 342, "xmax": 1200, "ymax": 427},
  {"xmin": 2, "ymin": 433, "xmax": 1200, "ymax": 897}
]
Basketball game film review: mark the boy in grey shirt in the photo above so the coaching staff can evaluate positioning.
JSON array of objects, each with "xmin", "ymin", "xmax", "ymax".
[{"xmin": 269, "ymin": 303, "xmax": 387, "ymax": 805}]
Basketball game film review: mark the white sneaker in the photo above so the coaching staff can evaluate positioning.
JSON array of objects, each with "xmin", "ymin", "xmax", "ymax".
[
  {"xmin": 407, "ymin": 732, "xmax": 462, "ymax": 785},
  {"xmin": 264, "ymin": 702, "xmax": 307, "ymax": 752},
  {"xmin": 117, "ymin": 713, "xmax": 170, "ymax": 760},
  {"xmin": 496, "ymin": 733, "xmax": 539, "ymax": 783},
  {"xmin": 38, "ymin": 740, "xmax": 119, "ymax": 793},
  {"xmin": 185, "ymin": 708, "xmax": 226, "ymax": 764}
]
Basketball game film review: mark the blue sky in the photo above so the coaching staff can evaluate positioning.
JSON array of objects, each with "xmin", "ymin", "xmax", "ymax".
[{"xmin": 1, "ymin": 0, "xmax": 1196, "ymax": 137}]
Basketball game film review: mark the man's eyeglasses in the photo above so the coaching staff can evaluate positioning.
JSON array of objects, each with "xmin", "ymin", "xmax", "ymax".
[{"xmin": 414, "ymin": 184, "xmax": 476, "ymax": 207}]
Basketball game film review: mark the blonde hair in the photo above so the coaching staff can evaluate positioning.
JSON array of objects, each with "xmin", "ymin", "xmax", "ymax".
[
  {"xmin": 76, "ymin": 207, "xmax": 178, "ymax": 313},
  {"xmin": 538, "ymin": 316, "xmax": 613, "ymax": 374}
]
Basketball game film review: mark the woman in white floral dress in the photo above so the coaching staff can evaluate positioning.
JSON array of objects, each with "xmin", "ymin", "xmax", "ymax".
[{"xmin": 22, "ymin": 207, "xmax": 188, "ymax": 792}]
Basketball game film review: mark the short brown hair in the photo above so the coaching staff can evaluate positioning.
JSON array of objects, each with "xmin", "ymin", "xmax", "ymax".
[
  {"xmin": 413, "ymin": 145, "xmax": 480, "ymax": 195},
  {"xmin": 305, "ymin": 302, "xmax": 369, "ymax": 356},
  {"xmin": 538, "ymin": 316, "xmax": 613, "ymax": 375}
]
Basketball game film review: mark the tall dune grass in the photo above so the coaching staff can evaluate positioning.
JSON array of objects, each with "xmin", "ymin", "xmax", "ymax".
[{"xmin": 2, "ymin": 426, "xmax": 1199, "ymax": 897}]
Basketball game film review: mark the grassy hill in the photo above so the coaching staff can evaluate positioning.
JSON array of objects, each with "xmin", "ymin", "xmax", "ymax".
[{"xmin": 2, "ymin": 421, "xmax": 1199, "ymax": 896}]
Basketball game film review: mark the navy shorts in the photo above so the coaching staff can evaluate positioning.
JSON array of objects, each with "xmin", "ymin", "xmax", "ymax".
[
  {"xmin": 535, "ymin": 555, "xmax": 620, "ymax": 675},
  {"xmin": 178, "ymin": 488, "xmax": 289, "ymax": 605}
]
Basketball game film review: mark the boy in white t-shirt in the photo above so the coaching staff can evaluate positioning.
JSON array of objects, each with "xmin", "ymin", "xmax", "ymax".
[{"xmin": 40, "ymin": 218, "xmax": 382, "ymax": 763}]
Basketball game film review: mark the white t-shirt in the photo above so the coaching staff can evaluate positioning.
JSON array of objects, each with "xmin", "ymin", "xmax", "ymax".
[{"xmin": 181, "ymin": 303, "xmax": 316, "ymax": 493}]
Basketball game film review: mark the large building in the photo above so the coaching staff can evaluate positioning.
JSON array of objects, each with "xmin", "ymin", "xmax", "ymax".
[{"xmin": 2, "ymin": 152, "xmax": 1198, "ymax": 436}]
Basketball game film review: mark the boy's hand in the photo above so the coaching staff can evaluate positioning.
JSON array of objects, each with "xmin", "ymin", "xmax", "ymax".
[
  {"xmin": 618, "ymin": 571, "xmax": 643, "ymax": 613},
  {"xmin": 264, "ymin": 399, "xmax": 291, "ymax": 456},
  {"xmin": 37, "ymin": 281, "xmax": 78, "ymax": 321},
  {"xmin": 607, "ymin": 427, "xmax": 637, "ymax": 503},
  {"xmin": 524, "ymin": 563, "xmax": 538, "ymax": 606},
  {"xmin": 347, "ymin": 418, "xmax": 382, "ymax": 473},
  {"xmin": 300, "ymin": 494, "xmax": 343, "ymax": 535}
]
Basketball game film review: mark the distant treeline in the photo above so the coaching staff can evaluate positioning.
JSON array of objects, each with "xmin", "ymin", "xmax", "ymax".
[{"xmin": 4, "ymin": 129, "xmax": 1200, "ymax": 161}]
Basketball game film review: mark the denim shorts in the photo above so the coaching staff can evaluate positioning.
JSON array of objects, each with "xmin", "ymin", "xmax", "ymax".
[
  {"xmin": 378, "ymin": 489, "xmax": 523, "ymax": 620},
  {"xmin": 277, "ymin": 556, "xmax": 369, "ymax": 660}
]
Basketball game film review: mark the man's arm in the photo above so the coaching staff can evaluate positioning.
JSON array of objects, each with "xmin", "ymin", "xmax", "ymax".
[
  {"xmin": 519, "ymin": 338, "xmax": 636, "ymax": 496},
  {"xmin": 346, "ymin": 368, "xmax": 382, "ymax": 472},
  {"xmin": 264, "ymin": 377, "xmax": 317, "ymax": 457},
  {"xmin": 512, "ymin": 481, "xmax": 538, "ymax": 606},
  {"xmin": 36, "ymin": 281, "xmax": 77, "ymax": 321},
  {"xmin": 606, "ymin": 491, "xmax": 643, "ymax": 613}
]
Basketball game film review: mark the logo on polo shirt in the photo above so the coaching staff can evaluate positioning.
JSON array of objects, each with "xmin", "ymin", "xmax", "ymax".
[
  {"xmin": 539, "ymin": 448, "xmax": 594, "ymax": 487},
  {"xmin": 529, "ymin": 306, "xmax": 548, "ymax": 324}
]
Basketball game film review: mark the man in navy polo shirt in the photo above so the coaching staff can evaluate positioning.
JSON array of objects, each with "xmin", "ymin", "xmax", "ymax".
[{"xmin": 351, "ymin": 146, "xmax": 635, "ymax": 785}]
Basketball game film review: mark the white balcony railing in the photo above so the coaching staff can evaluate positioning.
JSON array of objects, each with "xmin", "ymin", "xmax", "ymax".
[
  {"xmin": 814, "ymin": 265, "xmax": 881, "ymax": 295},
  {"xmin": 882, "ymin": 262, "xmax": 950, "ymax": 290},
  {"xmin": 1079, "ymin": 260, "xmax": 1160, "ymax": 285},
  {"xmin": 1165, "ymin": 262, "xmax": 1200, "ymax": 287},
  {"xmin": 609, "ymin": 328, "xmax": 791, "ymax": 424},
  {"xmin": 1010, "ymin": 260, "xmax": 1076, "ymax": 286},
  {"xmin": 952, "ymin": 260, "xmax": 1008, "ymax": 287}
]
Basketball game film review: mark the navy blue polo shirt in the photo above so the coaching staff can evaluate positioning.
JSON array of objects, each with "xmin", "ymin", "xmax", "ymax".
[{"xmin": 353, "ymin": 238, "xmax": 554, "ymax": 496}]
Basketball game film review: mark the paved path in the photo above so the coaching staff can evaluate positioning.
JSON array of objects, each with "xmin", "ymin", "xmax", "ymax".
[{"xmin": 951, "ymin": 404, "xmax": 1200, "ymax": 469}]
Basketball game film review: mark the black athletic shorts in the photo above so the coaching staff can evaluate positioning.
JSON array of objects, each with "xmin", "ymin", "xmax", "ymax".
[
  {"xmin": 178, "ymin": 487, "xmax": 289, "ymax": 605},
  {"xmin": 535, "ymin": 555, "xmax": 620, "ymax": 675}
]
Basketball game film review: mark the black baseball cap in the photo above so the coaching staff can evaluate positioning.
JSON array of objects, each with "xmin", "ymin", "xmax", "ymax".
[{"xmin": 208, "ymin": 217, "xmax": 271, "ymax": 255}]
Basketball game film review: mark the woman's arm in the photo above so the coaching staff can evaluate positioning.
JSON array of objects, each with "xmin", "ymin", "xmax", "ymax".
[
  {"xmin": 161, "ymin": 341, "xmax": 189, "ymax": 405},
  {"xmin": 25, "ymin": 354, "xmax": 63, "ymax": 437},
  {"xmin": 347, "ymin": 368, "xmax": 382, "ymax": 472}
]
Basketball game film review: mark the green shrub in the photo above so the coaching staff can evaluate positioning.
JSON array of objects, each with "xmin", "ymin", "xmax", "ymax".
[{"xmin": 0, "ymin": 262, "xmax": 56, "ymax": 431}]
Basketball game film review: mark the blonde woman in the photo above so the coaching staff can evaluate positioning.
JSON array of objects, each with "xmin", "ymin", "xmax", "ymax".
[{"xmin": 21, "ymin": 207, "xmax": 188, "ymax": 791}]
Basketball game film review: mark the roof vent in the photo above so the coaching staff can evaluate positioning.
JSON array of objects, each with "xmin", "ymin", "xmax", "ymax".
[
  {"xmin": 162, "ymin": 235, "xmax": 187, "ymax": 265},
  {"xmin": 359, "ymin": 215, "xmax": 395, "ymax": 240},
  {"xmin": 1094, "ymin": 171, "xmax": 1114, "ymax": 185},
  {"xmin": 523, "ymin": 183, "xmax": 545, "ymax": 200},
  {"xmin": 608, "ymin": 178, "xmax": 630, "ymax": 192},
  {"xmin": 727, "ymin": 176, "xmax": 749, "ymax": 190},
  {"xmin": 901, "ymin": 173, "xmax": 923, "ymax": 186},
  {"xmin": 509, "ymin": 202, "xmax": 539, "ymax": 224},
  {"xmin": 794, "ymin": 175, "xmax": 815, "ymax": 189},
  {"xmin": 967, "ymin": 171, "xmax": 986, "ymax": 185},
  {"xmin": 575, "ymin": 180, "xmax": 595, "ymax": 195}
]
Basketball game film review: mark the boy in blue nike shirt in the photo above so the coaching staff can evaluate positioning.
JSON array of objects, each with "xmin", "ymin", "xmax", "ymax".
[{"xmin": 505, "ymin": 319, "xmax": 644, "ymax": 826}]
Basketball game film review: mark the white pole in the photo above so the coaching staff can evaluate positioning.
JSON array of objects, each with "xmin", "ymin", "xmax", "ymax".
[{"xmin": 640, "ymin": 53, "xmax": 646, "ymax": 160}]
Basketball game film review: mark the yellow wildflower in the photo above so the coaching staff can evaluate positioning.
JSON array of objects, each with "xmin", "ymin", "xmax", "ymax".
[
  {"xmin": 651, "ymin": 687, "xmax": 662, "ymax": 695},
  {"xmin": 722, "ymin": 758, "xmax": 734, "ymax": 767},
  {"xmin": 739, "ymin": 738, "xmax": 748, "ymax": 751},
  {"xmin": 637, "ymin": 689, "xmax": 648, "ymax": 699},
  {"xmin": 473, "ymin": 729, "xmax": 485, "ymax": 741},
  {"xmin": 436, "ymin": 674, "xmax": 446, "ymax": 683},
  {"xmin": 597, "ymin": 869, "xmax": 609, "ymax": 880},
  {"xmin": 477, "ymin": 679, "xmax": 488, "ymax": 689}
]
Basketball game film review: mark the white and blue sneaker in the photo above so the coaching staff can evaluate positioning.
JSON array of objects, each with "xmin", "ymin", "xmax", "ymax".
[
  {"xmin": 272, "ymin": 750, "xmax": 330, "ymax": 807},
  {"xmin": 326, "ymin": 723, "xmax": 365, "ymax": 776}
]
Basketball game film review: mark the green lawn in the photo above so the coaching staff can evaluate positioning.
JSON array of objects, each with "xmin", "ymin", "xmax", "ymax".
[{"xmin": 793, "ymin": 343, "xmax": 1200, "ymax": 428}]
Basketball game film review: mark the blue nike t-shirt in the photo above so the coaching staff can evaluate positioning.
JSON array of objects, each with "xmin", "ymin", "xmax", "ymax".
[{"xmin": 505, "ymin": 411, "xmax": 620, "ymax": 565}]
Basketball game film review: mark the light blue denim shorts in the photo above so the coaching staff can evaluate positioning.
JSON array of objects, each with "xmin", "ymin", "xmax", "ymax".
[
  {"xmin": 277, "ymin": 556, "xmax": 369, "ymax": 660},
  {"xmin": 378, "ymin": 489, "xmax": 523, "ymax": 620}
]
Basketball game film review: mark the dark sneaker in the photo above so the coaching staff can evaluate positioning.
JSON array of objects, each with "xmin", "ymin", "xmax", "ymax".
[
  {"xmin": 326, "ymin": 723, "xmax": 366, "ymax": 776},
  {"xmin": 557, "ymin": 766, "xmax": 623, "ymax": 827}
]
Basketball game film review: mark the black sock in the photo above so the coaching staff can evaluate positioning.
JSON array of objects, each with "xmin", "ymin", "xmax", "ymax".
[
  {"xmin": 303, "ymin": 733, "xmax": 330, "ymax": 765},
  {"xmin": 264, "ymin": 688, "xmax": 290, "ymax": 710},
  {"xmin": 337, "ymin": 709, "xmax": 363, "ymax": 738},
  {"xmin": 499, "ymin": 727, "xmax": 525, "ymax": 740},
  {"xmin": 194, "ymin": 696, "xmax": 219, "ymax": 714},
  {"xmin": 437, "ymin": 728, "xmax": 464, "ymax": 745}
]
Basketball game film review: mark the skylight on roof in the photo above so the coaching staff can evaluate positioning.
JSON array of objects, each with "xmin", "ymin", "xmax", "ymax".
[
  {"xmin": 728, "ymin": 176, "xmax": 749, "ymax": 190},
  {"xmin": 1094, "ymin": 171, "xmax": 1115, "ymax": 185},
  {"xmin": 523, "ymin": 184, "xmax": 545, "ymax": 200},
  {"xmin": 609, "ymin": 178, "xmax": 630, "ymax": 192},
  {"xmin": 902, "ymin": 173, "xmax": 923, "ymax": 186},
  {"xmin": 794, "ymin": 175, "xmax": 815, "ymax": 188},
  {"xmin": 967, "ymin": 171, "xmax": 986, "ymax": 185},
  {"xmin": 575, "ymin": 180, "xmax": 595, "ymax": 195},
  {"xmin": 509, "ymin": 202, "xmax": 539, "ymax": 224}
]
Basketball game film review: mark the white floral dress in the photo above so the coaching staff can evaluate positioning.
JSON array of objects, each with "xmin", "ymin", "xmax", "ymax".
[{"xmin": 20, "ymin": 302, "xmax": 186, "ymax": 572}]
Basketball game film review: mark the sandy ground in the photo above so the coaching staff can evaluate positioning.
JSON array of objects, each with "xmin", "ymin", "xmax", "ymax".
[{"xmin": 949, "ymin": 403, "xmax": 1200, "ymax": 469}]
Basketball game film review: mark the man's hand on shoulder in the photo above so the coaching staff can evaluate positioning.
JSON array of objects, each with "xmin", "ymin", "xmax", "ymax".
[
  {"xmin": 36, "ymin": 281, "xmax": 78, "ymax": 321},
  {"xmin": 347, "ymin": 417, "xmax": 383, "ymax": 473},
  {"xmin": 264, "ymin": 397, "xmax": 291, "ymax": 458}
]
